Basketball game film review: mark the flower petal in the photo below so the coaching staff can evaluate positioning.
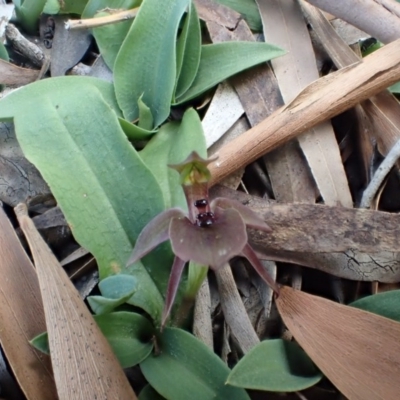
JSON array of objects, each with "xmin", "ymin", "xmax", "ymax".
[
  {"xmin": 241, "ymin": 244, "xmax": 280, "ymax": 294},
  {"xmin": 211, "ymin": 197, "xmax": 271, "ymax": 232},
  {"xmin": 169, "ymin": 207, "xmax": 247, "ymax": 269},
  {"xmin": 161, "ymin": 256, "xmax": 186, "ymax": 329},
  {"xmin": 126, "ymin": 208, "xmax": 185, "ymax": 266}
]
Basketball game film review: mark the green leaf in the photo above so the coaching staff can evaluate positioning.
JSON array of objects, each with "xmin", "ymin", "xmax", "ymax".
[
  {"xmin": 174, "ymin": 2, "xmax": 201, "ymax": 99},
  {"xmin": 87, "ymin": 275, "xmax": 136, "ymax": 315},
  {"xmin": 95, "ymin": 311, "xmax": 155, "ymax": 367},
  {"xmin": 215, "ymin": 0, "xmax": 262, "ymax": 32},
  {"xmin": 30, "ymin": 332, "xmax": 49, "ymax": 354},
  {"xmin": 82, "ymin": 0, "xmax": 139, "ymax": 18},
  {"xmin": 139, "ymin": 385, "xmax": 167, "ymax": 400},
  {"xmin": 350, "ymin": 290, "xmax": 400, "ymax": 322},
  {"xmin": 43, "ymin": 0, "xmax": 60, "ymax": 14},
  {"xmin": 119, "ymin": 117, "xmax": 157, "ymax": 141},
  {"xmin": 44, "ymin": 0, "xmax": 89, "ymax": 14},
  {"xmin": 114, "ymin": 0, "xmax": 190, "ymax": 126},
  {"xmin": 31, "ymin": 312, "xmax": 155, "ymax": 368},
  {"xmin": 175, "ymin": 41, "xmax": 285, "ymax": 104},
  {"xmin": 140, "ymin": 108, "xmax": 206, "ymax": 210},
  {"xmin": 82, "ymin": 1, "xmax": 142, "ymax": 69},
  {"xmin": 13, "ymin": 0, "xmax": 47, "ymax": 33},
  {"xmin": 0, "ymin": 42, "xmax": 9, "ymax": 62},
  {"xmin": 227, "ymin": 339, "xmax": 322, "ymax": 392},
  {"xmin": 140, "ymin": 328, "xmax": 250, "ymax": 400},
  {"xmin": 138, "ymin": 96, "xmax": 154, "ymax": 130},
  {"xmin": 389, "ymin": 82, "xmax": 400, "ymax": 94},
  {"xmin": 0, "ymin": 76, "xmax": 167, "ymax": 319},
  {"xmin": 186, "ymin": 261, "xmax": 208, "ymax": 299}
]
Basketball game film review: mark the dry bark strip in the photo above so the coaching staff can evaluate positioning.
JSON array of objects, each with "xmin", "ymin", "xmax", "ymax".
[
  {"xmin": 211, "ymin": 185, "xmax": 400, "ymax": 253},
  {"xmin": 0, "ymin": 206, "xmax": 57, "ymax": 400},
  {"xmin": 208, "ymin": 38, "xmax": 400, "ymax": 184},
  {"xmin": 0, "ymin": 58, "xmax": 39, "ymax": 85},
  {"xmin": 15, "ymin": 203, "xmax": 137, "ymax": 400},
  {"xmin": 305, "ymin": 0, "xmax": 400, "ymax": 44}
]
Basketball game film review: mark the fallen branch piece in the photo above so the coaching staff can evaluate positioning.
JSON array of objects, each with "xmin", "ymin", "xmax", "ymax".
[{"xmin": 209, "ymin": 38, "xmax": 400, "ymax": 185}]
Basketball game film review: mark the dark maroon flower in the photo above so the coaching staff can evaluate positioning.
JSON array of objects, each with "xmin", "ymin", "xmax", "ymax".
[{"xmin": 127, "ymin": 152, "xmax": 279, "ymax": 328}]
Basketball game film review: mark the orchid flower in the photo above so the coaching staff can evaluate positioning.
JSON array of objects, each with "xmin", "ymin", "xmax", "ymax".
[{"xmin": 127, "ymin": 152, "xmax": 279, "ymax": 328}]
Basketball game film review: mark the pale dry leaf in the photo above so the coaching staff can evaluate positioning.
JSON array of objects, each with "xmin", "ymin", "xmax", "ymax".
[
  {"xmin": 276, "ymin": 285, "xmax": 400, "ymax": 400},
  {"xmin": 0, "ymin": 206, "xmax": 57, "ymax": 400},
  {"xmin": 14, "ymin": 203, "xmax": 137, "ymax": 400},
  {"xmin": 208, "ymin": 38, "xmax": 400, "ymax": 184},
  {"xmin": 258, "ymin": 0, "xmax": 352, "ymax": 207},
  {"xmin": 202, "ymin": 81, "xmax": 244, "ymax": 148}
]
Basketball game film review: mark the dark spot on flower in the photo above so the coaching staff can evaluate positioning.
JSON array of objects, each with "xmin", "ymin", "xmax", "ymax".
[
  {"xmin": 196, "ymin": 211, "xmax": 215, "ymax": 227},
  {"xmin": 194, "ymin": 199, "xmax": 208, "ymax": 208}
]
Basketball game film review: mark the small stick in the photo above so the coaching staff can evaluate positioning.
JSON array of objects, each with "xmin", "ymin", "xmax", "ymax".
[
  {"xmin": 5, "ymin": 24, "xmax": 44, "ymax": 67},
  {"xmin": 215, "ymin": 263, "xmax": 259, "ymax": 353},
  {"xmin": 65, "ymin": 8, "xmax": 139, "ymax": 30},
  {"xmin": 193, "ymin": 277, "xmax": 214, "ymax": 349},
  {"xmin": 360, "ymin": 138, "xmax": 400, "ymax": 208}
]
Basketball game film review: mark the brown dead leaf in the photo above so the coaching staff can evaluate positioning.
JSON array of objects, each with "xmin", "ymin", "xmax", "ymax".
[
  {"xmin": 209, "ymin": 38, "xmax": 400, "ymax": 184},
  {"xmin": 0, "ymin": 206, "xmax": 57, "ymax": 399},
  {"xmin": 276, "ymin": 285, "xmax": 400, "ymax": 399},
  {"xmin": 15, "ymin": 203, "xmax": 137, "ymax": 400},
  {"xmin": 0, "ymin": 58, "xmax": 39, "ymax": 85}
]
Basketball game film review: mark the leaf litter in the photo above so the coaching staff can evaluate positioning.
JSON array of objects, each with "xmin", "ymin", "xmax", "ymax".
[{"xmin": 1, "ymin": 0, "xmax": 400, "ymax": 399}]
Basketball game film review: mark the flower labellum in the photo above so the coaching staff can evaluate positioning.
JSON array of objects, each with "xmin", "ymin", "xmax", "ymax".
[{"xmin": 127, "ymin": 152, "xmax": 279, "ymax": 328}]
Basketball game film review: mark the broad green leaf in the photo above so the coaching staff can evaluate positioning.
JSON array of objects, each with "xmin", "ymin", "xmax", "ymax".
[
  {"xmin": 174, "ymin": 2, "xmax": 201, "ymax": 99},
  {"xmin": 138, "ymin": 96, "xmax": 154, "ymax": 130},
  {"xmin": 88, "ymin": 275, "xmax": 136, "ymax": 315},
  {"xmin": 114, "ymin": 0, "xmax": 190, "ymax": 126},
  {"xmin": 82, "ymin": 0, "xmax": 139, "ymax": 18},
  {"xmin": 119, "ymin": 117, "xmax": 157, "ymax": 141},
  {"xmin": 82, "ymin": 1, "xmax": 142, "ymax": 69},
  {"xmin": 140, "ymin": 108, "xmax": 206, "ymax": 210},
  {"xmin": 0, "ymin": 76, "xmax": 167, "ymax": 318},
  {"xmin": 350, "ymin": 290, "xmax": 400, "ymax": 322},
  {"xmin": 140, "ymin": 328, "xmax": 250, "ymax": 400},
  {"xmin": 227, "ymin": 339, "xmax": 322, "ymax": 392},
  {"xmin": 215, "ymin": 0, "xmax": 262, "ymax": 32},
  {"xmin": 95, "ymin": 311, "xmax": 155, "ymax": 367},
  {"xmin": 0, "ymin": 76, "xmax": 121, "ymax": 120},
  {"xmin": 44, "ymin": 0, "xmax": 89, "ymax": 14},
  {"xmin": 175, "ymin": 41, "xmax": 285, "ymax": 104},
  {"xmin": 139, "ymin": 385, "xmax": 167, "ymax": 400},
  {"xmin": 13, "ymin": 0, "xmax": 47, "ymax": 33},
  {"xmin": 43, "ymin": 0, "xmax": 60, "ymax": 14},
  {"xmin": 31, "ymin": 312, "xmax": 155, "ymax": 368}
]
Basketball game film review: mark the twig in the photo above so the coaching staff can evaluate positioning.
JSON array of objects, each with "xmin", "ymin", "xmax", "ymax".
[
  {"xmin": 5, "ymin": 24, "xmax": 44, "ymax": 67},
  {"xmin": 360, "ymin": 138, "xmax": 400, "ymax": 208},
  {"xmin": 214, "ymin": 263, "xmax": 259, "ymax": 353},
  {"xmin": 65, "ymin": 8, "xmax": 139, "ymax": 30},
  {"xmin": 208, "ymin": 38, "xmax": 400, "ymax": 185},
  {"xmin": 193, "ymin": 277, "xmax": 214, "ymax": 349}
]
